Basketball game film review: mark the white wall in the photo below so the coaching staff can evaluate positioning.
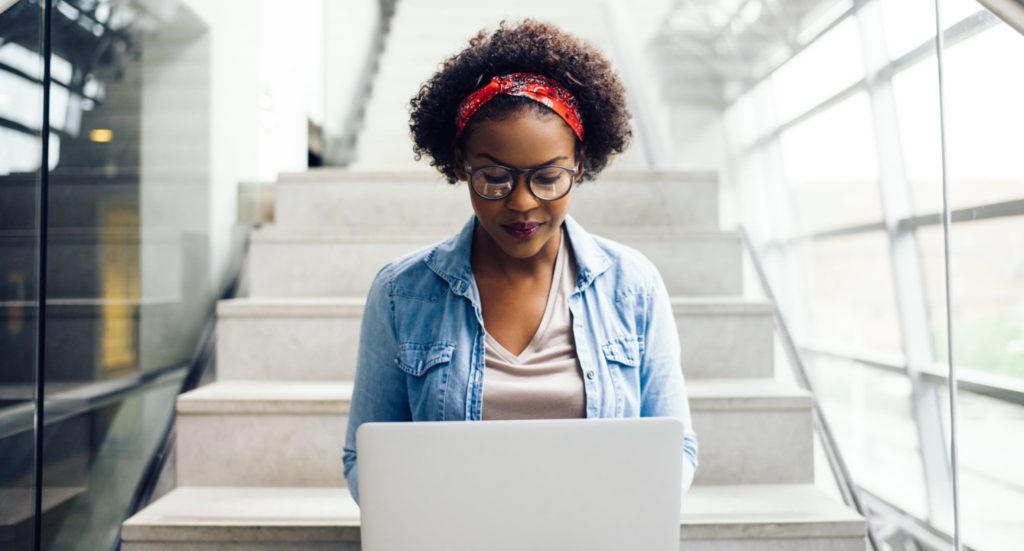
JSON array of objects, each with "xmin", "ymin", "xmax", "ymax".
[
  {"xmin": 166, "ymin": 0, "xmax": 347, "ymax": 288},
  {"xmin": 324, "ymin": 0, "xmax": 381, "ymax": 163}
]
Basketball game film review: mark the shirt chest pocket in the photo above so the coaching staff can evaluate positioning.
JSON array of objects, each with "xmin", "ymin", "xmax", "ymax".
[
  {"xmin": 395, "ymin": 341, "xmax": 455, "ymax": 420},
  {"xmin": 395, "ymin": 341, "xmax": 456, "ymax": 376},
  {"xmin": 601, "ymin": 335, "xmax": 642, "ymax": 417}
]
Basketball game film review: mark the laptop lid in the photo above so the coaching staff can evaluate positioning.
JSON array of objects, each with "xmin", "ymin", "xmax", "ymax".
[{"xmin": 357, "ymin": 417, "xmax": 683, "ymax": 551}]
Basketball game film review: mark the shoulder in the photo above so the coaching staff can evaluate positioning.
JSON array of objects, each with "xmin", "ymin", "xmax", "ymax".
[
  {"xmin": 580, "ymin": 230, "xmax": 662, "ymax": 297},
  {"xmin": 370, "ymin": 240, "xmax": 450, "ymax": 301}
]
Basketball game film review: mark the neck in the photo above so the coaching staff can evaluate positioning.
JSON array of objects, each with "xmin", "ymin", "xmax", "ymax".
[{"xmin": 471, "ymin": 222, "xmax": 561, "ymax": 282}]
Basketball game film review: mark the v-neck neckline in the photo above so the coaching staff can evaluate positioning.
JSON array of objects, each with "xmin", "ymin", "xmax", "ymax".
[{"xmin": 485, "ymin": 227, "xmax": 566, "ymax": 362}]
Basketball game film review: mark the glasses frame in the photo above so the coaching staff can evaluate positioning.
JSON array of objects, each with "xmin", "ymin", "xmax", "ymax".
[{"xmin": 462, "ymin": 159, "xmax": 582, "ymax": 202}]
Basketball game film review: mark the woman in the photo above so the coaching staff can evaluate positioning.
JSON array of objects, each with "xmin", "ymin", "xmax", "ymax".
[{"xmin": 343, "ymin": 18, "xmax": 698, "ymax": 504}]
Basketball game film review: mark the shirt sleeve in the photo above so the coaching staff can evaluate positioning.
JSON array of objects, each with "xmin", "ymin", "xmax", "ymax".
[
  {"xmin": 639, "ymin": 261, "xmax": 700, "ymax": 496},
  {"xmin": 343, "ymin": 265, "xmax": 411, "ymax": 506}
]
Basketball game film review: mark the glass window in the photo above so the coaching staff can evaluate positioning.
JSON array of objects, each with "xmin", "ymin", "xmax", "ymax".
[
  {"xmin": 891, "ymin": 56, "xmax": 943, "ymax": 216},
  {"xmin": 791, "ymin": 231, "xmax": 903, "ymax": 354},
  {"xmin": 894, "ymin": 19, "xmax": 1023, "ymax": 216},
  {"xmin": 943, "ymin": 23, "xmax": 1024, "ymax": 211},
  {"xmin": 918, "ymin": 218, "xmax": 1024, "ymax": 381},
  {"xmin": 808, "ymin": 356, "xmax": 929, "ymax": 518},
  {"xmin": 937, "ymin": 385, "xmax": 1024, "ymax": 550},
  {"xmin": 773, "ymin": 16, "xmax": 864, "ymax": 123},
  {"xmin": 879, "ymin": 0, "xmax": 982, "ymax": 61},
  {"xmin": 780, "ymin": 92, "xmax": 885, "ymax": 233},
  {"xmin": 724, "ymin": 93, "xmax": 761, "ymax": 152}
]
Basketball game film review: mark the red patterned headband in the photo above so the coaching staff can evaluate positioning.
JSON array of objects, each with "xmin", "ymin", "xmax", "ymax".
[{"xmin": 455, "ymin": 72, "xmax": 585, "ymax": 141}]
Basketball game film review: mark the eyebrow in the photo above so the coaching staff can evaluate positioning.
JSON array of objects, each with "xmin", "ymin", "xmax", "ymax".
[{"xmin": 474, "ymin": 153, "xmax": 568, "ymax": 169}]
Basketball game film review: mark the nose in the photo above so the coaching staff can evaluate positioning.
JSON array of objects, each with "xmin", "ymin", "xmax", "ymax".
[{"xmin": 504, "ymin": 173, "xmax": 540, "ymax": 212}]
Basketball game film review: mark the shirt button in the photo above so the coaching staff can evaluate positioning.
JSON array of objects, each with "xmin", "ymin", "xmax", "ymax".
[{"xmin": 586, "ymin": 370, "xmax": 595, "ymax": 380}]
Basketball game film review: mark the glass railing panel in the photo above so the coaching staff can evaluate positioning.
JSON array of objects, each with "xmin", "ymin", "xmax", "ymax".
[
  {"xmin": 26, "ymin": 0, "xmax": 213, "ymax": 549},
  {"xmin": 39, "ymin": 378, "xmax": 181, "ymax": 549},
  {"xmin": 0, "ymin": 0, "xmax": 43, "ymax": 548}
]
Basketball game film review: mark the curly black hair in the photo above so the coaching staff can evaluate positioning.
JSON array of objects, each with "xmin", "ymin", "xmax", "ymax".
[{"xmin": 409, "ymin": 18, "xmax": 633, "ymax": 184}]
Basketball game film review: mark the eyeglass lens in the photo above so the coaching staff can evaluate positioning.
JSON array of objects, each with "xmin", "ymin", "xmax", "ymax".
[{"xmin": 471, "ymin": 165, "xmax": 574, "ymax": 200}]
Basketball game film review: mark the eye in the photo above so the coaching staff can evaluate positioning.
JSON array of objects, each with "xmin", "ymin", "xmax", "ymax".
[
  {"xmin": 479, "ymin": 166, "xmax": 512, "ymax": 184},
  {"xmin": 484, "ymin": 173, "xmax": 511, "ymax": 184},
  {"xmin": 532, "ymin": 167, "xmax": 568, "ymax": 186}
]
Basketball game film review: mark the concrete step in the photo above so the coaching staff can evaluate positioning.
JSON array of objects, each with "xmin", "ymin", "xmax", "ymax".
[
  {"xmin": 349, "ymin": 145, "xmax": 652, "ymax": 173},
  {"xmin": 273, "ymin": 169, "xmax": 719, "ymax": 231},
  {"xmin": 122, "ymin": 484, "xmax": 866, "ymax": 550},
  {"xmin": 373, "ymin": 39, "xmax": 613, "ymax": 70},
  {"xmin": 174, "ymin": 379, "xmax": 807, "ymax": 487},
  {"xmin": 175, "ymin": 381, "xmax": 352, "ymax": 488},
  {"xmin": 383, "ymin": 20, "xmax": 609, "ymax": 40},
  {"xmin": 216, "ymin": 298, "xmax": 364, "ymax": 381},
  {"xmin": 688, "ymin": 379, "xmax": 813, "ymax": 485},
  {"xmin": 215, "ymin": 296, "xmax": 772, "ymax": 382},
  {"xmin": 248, "ymin": 228, "xmax": 743, "ymax": 298},
  {"xmin": 388, "ymin": 12, "xmax": 607, "ymax": 30}
]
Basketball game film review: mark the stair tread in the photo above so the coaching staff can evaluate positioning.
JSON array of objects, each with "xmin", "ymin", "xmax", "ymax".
[
  {"xmin": 251, "ymin": 226, "xmax": 742, "ymax": 242},
  {"xmin": 687, "ymin": 379, "xmax": 812, "ymax": 410},
  {"xmin": 122, "ymin": 484, "xmax": 864, "ymax": 542},
  {"xmin": 177, "ymin": 381, "xmax": 353, "ymax": 414},
  {"xmin": 217, "ymin": 296, "xmax": 772, "ymax": 317},
  {"xmin": 177, "ymin": 379, "xmax": 807, "ymax": 412},
  {"xmin": 275, "ymin": 168, "xmax": 717, "ymax": 183}
]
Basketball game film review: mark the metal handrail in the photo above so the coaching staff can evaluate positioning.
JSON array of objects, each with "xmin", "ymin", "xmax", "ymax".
[{"xmin": 738, "ymin": 225, "xmax": 882, "ymax": 551}]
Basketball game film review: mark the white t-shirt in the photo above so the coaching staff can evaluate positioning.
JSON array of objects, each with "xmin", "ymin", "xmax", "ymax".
[{"xmin": 481, "ymin": 226, "xmax": 587, "ymax": 420}]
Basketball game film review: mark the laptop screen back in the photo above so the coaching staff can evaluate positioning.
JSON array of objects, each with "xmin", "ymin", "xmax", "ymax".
[{"xmin": 357, "ymin": 417, "xmax": 683, "ymax": 551}]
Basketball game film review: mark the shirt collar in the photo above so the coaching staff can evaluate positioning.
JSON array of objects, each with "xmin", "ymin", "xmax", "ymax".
[{"xmin": 424, "ymin": 213, "xmax": 612, "ymax": 300}]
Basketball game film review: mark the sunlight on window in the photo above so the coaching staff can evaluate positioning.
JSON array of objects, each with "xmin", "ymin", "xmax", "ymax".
[
  {"xmin": 779, "ymin": 92, "xmax": 883, "ymax": 232},
  {"xmin": 773, "ymin": 16, "xmax": 864, "ymax": 122}
]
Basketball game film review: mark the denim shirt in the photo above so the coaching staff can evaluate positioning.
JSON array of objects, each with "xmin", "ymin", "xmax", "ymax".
[{"xmin": 342, "ymin": 213, "xmax": 699, "ymax": 504}]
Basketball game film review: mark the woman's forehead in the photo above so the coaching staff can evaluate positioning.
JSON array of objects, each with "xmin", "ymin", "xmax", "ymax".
[{"xmin": 464, "ymin": 112, "xmax": 577, "ymax": 164}]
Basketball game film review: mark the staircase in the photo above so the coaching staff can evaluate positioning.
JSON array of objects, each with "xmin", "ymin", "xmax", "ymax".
[{"xmin": 120, "ymin": 0, "xmax": 869, "ymax": 549}]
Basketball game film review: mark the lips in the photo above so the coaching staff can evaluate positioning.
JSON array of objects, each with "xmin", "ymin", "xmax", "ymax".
[{"xmin": 501, "ymin": 221, "xmax": 543, "ymax": 239}]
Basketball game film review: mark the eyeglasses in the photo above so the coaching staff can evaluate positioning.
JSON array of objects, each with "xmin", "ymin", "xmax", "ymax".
[{"xmin": 463, "ymin": 160, "xmax": 581, "ymax": 201}]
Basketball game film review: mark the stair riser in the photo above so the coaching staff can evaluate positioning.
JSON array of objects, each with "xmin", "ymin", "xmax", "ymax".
[
  {"xmin": 123, "ymin": 537, "xmax": 865, "ymax": 551},
  {"xmin": 217, "ymin": 315, "xmax": 361, "ymax": 381},
  {"xmin": 249, "ymin": 235, "xmax": 742, "ymax": 298},
  {"xmin": 123, "ymin": 543, "xmax": 359, "ymax": 550},
  {"xmin": 175, "ymin": 405, "xmax": 805, "ymax": 487},
  {"xmin": 681, "ymin": 314, "xmax": 774, "ymax": 379},
  {"xmin": 274, "ymin": 180, "xmax": 718, "ymax": 230},
  {"xmin": 123, "ymin": 536, "xmax": 865, "ymax": 551},
  {"xmin": 216, "ymin": 307, "xmax": 772, "ymax": 382},
  {"xmin": 691, "ymin": 408, "xmax": 813, "ymax": 485},
  {"xmin": 177, "ymin": 413, "xmax": 347, "ymax": 487}
]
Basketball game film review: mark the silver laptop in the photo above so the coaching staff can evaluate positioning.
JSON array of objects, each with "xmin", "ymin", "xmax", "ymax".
[{"xmin": 356, "ymin": 417, "xmax": 684, "ymax": 551}]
